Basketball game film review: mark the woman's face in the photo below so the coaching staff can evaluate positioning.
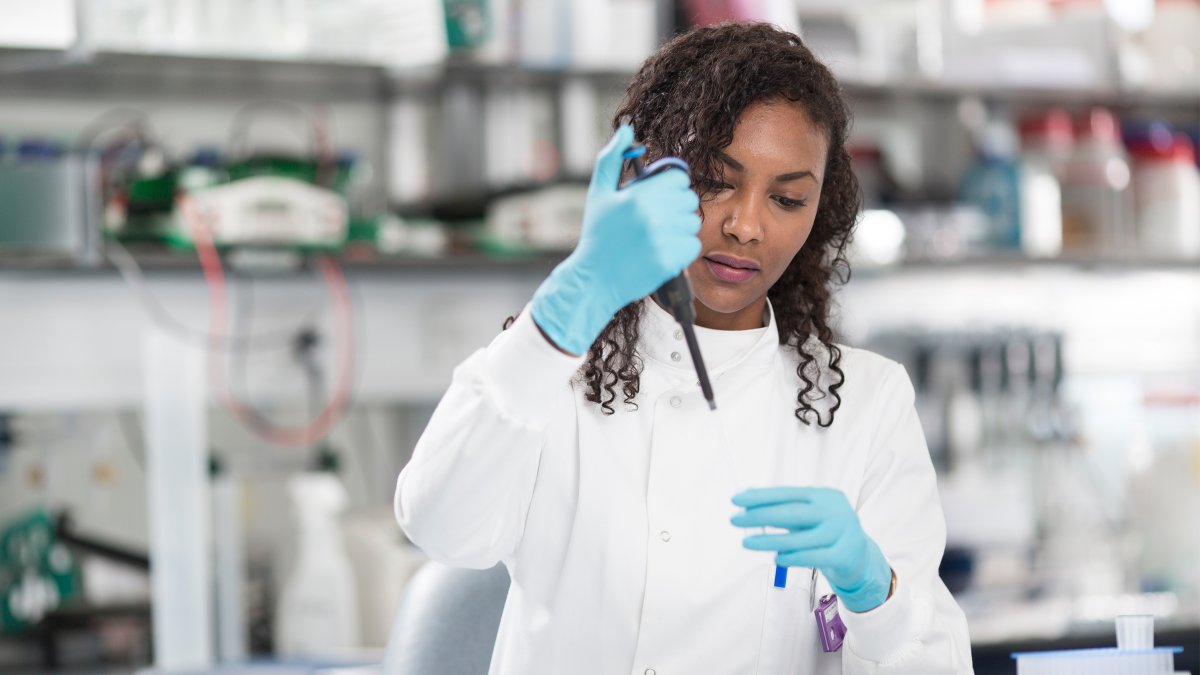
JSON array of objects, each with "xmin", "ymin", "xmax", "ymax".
[{"xmin": 687, "ymin": 99, "xmax": 829, "ymax": 331}]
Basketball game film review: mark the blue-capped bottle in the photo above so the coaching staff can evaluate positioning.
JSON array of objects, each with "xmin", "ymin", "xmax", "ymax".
[{"xmin": 960, "ymin": 118, "xmax": 1022, "ymax": 253}]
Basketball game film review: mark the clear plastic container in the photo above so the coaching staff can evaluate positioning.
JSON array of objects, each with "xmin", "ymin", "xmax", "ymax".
[
  {"xmin": 1116, "ymin": 614, "xmax": 1155, "ymax": 650},
  {"xmin": 1060, "ymin": 108, "xmax": 1133, "ymax": 256}
]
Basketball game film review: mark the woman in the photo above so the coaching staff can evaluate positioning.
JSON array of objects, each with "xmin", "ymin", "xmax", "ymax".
[{"xmin": 395, "ymin": 22, "xmax": 973, "ymax": 674}]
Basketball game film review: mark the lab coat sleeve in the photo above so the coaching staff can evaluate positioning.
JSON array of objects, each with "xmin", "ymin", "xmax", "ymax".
[
  {"xmin": 394, "ymin": 307, "xmax": 585, "ymax": 569},
  {"xmin": 839, "ymin": 361, "xmax": 974, "ymax": 674}
]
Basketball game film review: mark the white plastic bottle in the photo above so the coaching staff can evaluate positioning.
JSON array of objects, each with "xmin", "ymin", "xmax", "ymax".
[
  {"xmin": 275, "ymin": 472, "xmax": 361, "ymax": 658},
  {"xmin": 1017, "ymin": 110, "xmax": 1071, "ymax": 258},
  {"xmin": 1130, "ymin": 132, "xmax": 1200, "ymax": 259}
]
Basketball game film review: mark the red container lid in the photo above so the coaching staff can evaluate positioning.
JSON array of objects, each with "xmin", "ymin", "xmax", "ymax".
[
  {"xmin": 1075, "ymin": 108, "xmax": 1122, "ymax": 143},
  {"xmin": 1129, "ymin": 133, "xmax": 1197, "ymax": 164},
  {"xmin": 1019, "ymin": 109, "xmax": 1074, "ymax": 144},
  {"xmin": 848, "ymin": 145, "xmax": 883, "ymax": 162}
]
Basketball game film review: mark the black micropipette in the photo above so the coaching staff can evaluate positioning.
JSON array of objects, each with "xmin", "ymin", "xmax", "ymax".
[{"xmin": 619, "ymin": 144, "xmax": 717, "ymax": 411}]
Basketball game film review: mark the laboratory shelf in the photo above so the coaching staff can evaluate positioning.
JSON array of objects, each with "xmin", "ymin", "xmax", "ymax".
[
  {"xmin": 3, "ymin": 249, "xmax": 1199, "ymax": 283},
  {"xmin": 0, "ymin": 47, "xmax": 388, "ymax": 101},
  {"xmin": 0, "ymin": 248, "xmax": 566, "ymax": 278},
  {"xmin": 393, "ymin": 62, "xmax": 1200, "ymax": 109},
  {"xmin": 387, "ymin": 59, "xmax": 638, "ymax": 94},
  {"xmin": 841, "ymin": 79, "xmax": 1200, "ymax": 110},
  {"xmin": 3, "ymin": 47, "xmax": 1198, "ymax": 110},
  {"xmin": 857, "ymin": 254, "xmax": 1200, "ymax": 277}
]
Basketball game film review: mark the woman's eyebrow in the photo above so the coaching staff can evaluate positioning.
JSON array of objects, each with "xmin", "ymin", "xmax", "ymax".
[
  {"xmin": 717, "ymin": 151, "xmax": 744, "ymax": 172},
  {"xmin": 717, "ymin": 151, "xmax": 817, "ymax": 184},
  {"xmin": 775, "ymin": 169, "xmax": 817, "ymax": 184}
]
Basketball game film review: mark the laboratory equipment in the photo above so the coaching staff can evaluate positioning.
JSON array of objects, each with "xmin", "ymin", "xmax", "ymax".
[
  {"xmin": 100, "ymin": 103, "xmax": 354, "ymax": 250},
  {"xmin": 0, "ymin": 136, "xmax": 94, "ymax": 262},
  {"xmin": 484, "ymin": 185, "xmax": 588, "ymax": 253},
  {"xmin": 620, "ymin": 144, "xmax": 716, "ymax": 410},
  {"xmin": 1013, "ymin": 646, "xmax": 1183, "ymax": 675},
  {"xmin": 175, "ymin": 102, "xmax": 350, "ymax": 249},
  {"xmin": 180, "ymin": 175, "xmax": 349, "ymax": 248},
  {"xmin": 0, "ymin": 509, "xmax": 81, "ymax": 634},
  {"xmin": 1012, "ymin": 613, "xmax": 1184, "ymax": 674}
]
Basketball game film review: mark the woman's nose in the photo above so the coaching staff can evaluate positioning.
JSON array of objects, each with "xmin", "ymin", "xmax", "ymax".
[{"xmin": 724, "ymin": 193, "xmax": 765, "ymax": 244}]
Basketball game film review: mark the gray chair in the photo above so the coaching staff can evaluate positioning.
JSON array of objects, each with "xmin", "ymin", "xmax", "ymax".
[{"xmin": 383, "ymin": 561, "xmax": 511, "ymax": 675}]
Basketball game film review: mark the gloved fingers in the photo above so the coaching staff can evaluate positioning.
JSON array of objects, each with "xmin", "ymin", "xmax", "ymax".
[
  {"xmin": 775, "ymin": 548, "xmax": 837, "ymax": 569},
  {"xmin": 636, "ymin": 183, "xmax": 700, "ymax": 215},
  {"xmin": 679, "ymin": 185, "xmax": 701, "ymax": 213},
  {"xmin": 633, "ymin": 165, "xmax": 694, "ymax": 194},
  {"xmin": 591, "ymin": 124, "xmax": 636, "ymax": 193},
  {"xmin": 741, "ymin": 523, "xmax": 840, "ymax": 553},
  {"xmin": 650, "ymin": 216, "xmax": 701, "ymax": 244},
  {"xmin": 732, "ymin": 486, "xmax": 820, "ymax": 509},
  {"xmin": 660, "ymin": 212, "xmax": 702, "ymax": 237},
  {"xmin": 627, "ymin": 177, "xmax": 700, "ymax": 217},
  {"xmin": 730, "ymin": 501, "xmax": 823, "ymax": 530},
  {"xmin": 654, "ymin": 226, "xmax": 701, "ymax": 251},
  {"xmin": 653, "ymin": 234, "xmax": 702, "ymax": 273}
]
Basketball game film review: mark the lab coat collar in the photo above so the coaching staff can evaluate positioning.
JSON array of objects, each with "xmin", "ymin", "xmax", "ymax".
[{"xmin": 638, "ymin": 296, "xmax": 779, "ymax": 377}]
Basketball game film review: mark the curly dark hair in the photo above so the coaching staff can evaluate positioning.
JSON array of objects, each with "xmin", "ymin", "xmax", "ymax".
[{"xmin": 512, "ymin": 22, "xmax": 859, "ymax": 426}]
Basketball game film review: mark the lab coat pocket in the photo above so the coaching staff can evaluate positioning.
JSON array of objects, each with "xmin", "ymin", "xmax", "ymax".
[{"xmin": 754, "ymin": 567, "xmax": 811, "ymax": 675}]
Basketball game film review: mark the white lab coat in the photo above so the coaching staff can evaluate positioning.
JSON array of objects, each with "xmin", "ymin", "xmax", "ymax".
[{"xmin": 395, "ymin": 298, "xmax": 974, "ymax": 675}]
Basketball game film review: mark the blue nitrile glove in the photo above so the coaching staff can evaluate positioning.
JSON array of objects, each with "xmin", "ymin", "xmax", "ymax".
[
  {"xmin": 731, "ymin": 487, "xmax": 893, "ymax": 613},
  {"xmin": 530, "ymin": 124, "xmax": 701, "ymax": 355}
]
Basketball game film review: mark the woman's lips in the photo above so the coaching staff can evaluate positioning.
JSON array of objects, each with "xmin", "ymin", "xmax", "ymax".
[{"xmin": 704, "ymin": 257, "xmax": 758, "ymax": 283}]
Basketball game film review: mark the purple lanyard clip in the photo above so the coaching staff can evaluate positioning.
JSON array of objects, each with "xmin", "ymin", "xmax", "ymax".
[{"xmin": 814, "ymin": 593, "xmax": 847, "ymax": 652}]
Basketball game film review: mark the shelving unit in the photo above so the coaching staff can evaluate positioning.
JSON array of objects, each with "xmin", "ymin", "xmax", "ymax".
[
  {"xmin": 0, "ymin": 47, "xmax": 387, "ymax": 101},
  {"xmin": 4, "ymin": 46, "xmax": 1199, "ymax": 109},
  {"xmin": 3, "ymin": 246, "xmax": 1198, "ymax": 280}
]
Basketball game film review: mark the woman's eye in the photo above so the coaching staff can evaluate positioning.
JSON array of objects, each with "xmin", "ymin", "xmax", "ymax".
[{"xmin": 773, "ymin": 196, "xmax": 808, "ymax": 210}]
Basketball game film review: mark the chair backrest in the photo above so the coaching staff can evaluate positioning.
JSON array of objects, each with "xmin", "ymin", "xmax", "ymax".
[{"xmin": 383, "ymin": 561, "xmax": 511, "ymax": 675}]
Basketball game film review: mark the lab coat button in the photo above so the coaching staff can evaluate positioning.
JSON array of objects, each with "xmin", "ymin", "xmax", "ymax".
[
  {"xmin": 669, "ymin": 396, "xmax": 681, "ymax": 408},
  {"xmin": 645, "ymin": 669, "xmax": 657, "ymax": 675},
  {"xmin": 670, "ymin": 351, "xmax": 682, "ymax": 362},
  {"xmin": 659, "ymin": 530, "xmax": 671, "ymax": 542},
  {"xmin": 672, "ymin": 329, "xmax": 683, "ymax": 340}
]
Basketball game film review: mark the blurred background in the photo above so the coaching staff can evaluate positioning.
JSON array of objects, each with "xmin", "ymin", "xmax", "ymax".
[{"xmin": 0, "ymin": 0, "xmax": 1197, "ymax": 673}]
